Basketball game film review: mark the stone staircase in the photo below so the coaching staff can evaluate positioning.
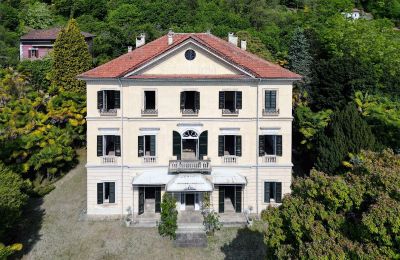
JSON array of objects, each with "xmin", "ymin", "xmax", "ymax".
[{"xmin": 174, "ymin": 210, "xmax": 207, "ymax": 247}]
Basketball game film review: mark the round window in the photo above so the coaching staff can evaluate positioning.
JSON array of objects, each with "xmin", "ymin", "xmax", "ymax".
[{"xmin": 185, "ymin": 49, "xmax": 196, "ymax": 60}]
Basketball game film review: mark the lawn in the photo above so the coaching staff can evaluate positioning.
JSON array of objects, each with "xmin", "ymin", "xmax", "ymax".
[{"xmin": 16, "ymin": 149, "xmax": 266, "ymax": 260}]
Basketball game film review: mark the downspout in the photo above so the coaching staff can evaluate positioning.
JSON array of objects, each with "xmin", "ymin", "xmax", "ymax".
[
  {"xmin": 118, "ymin": 78, "xmax": 124, "ymax": 217},
  {"xmin": 256, "ymin": 78, "xmax": 261, "ymax": 215}
]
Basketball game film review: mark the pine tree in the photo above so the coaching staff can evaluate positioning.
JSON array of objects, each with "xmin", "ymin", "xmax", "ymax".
[
  {"xmin": 288, "ymin": 27, "xmax": 312, "ymax": 81},
  {"xmin": 315, "ymin": 104, "xmax": 379, "ymax": 174},
  {"xmin": 51, "ymin": 19, "xmax": 92, "ymax": 93}
]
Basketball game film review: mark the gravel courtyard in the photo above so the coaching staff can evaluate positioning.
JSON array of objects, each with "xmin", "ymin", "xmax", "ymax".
[{"xmin": 16, "ymin": 149, "xmax": 266, "ymax": 260}]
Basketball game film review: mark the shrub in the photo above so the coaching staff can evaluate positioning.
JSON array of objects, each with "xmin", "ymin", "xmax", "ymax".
[
  {"xmin": 158, "ymin": 193, "xmax": 178, "ymax": 240},
  {"xmin": 203, "ymin": 211, "xmax": 222, "ymax": 236}
]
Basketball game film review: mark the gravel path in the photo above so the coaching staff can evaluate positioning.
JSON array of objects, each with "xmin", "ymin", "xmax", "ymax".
[{"xmin": 16, "ymin": 149, "xmax": 265, "ymax": 260}]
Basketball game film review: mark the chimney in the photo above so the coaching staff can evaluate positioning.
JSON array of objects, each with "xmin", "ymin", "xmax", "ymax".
[
  {"xmin": 136, "ymin": 33, "xmax": 145, "ymax": 48},
  {"xmin": 228, "ymin": 32, "xmax": 238, "ymax": 46},
  {"xmin": 127, "ymin": 46, "xmax": 133, "ymax": 52},
  {"xmin": 240, "ymin": 40, "xmax": 247, "ymax": 51},
  {"xmin": 168, "ymin": 30, "xmax": 174, "ymax": 45}
]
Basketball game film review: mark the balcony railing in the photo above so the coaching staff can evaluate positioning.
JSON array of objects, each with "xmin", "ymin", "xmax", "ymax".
[
  {"xmin": 99, "ymin": 108, "xmax": 117, "ymax": 116},
  {"xmin": 263, "ymin": 108, "xmax": 280, "ymax": 116},
  {"xmin": 141, "ymin": 108, "xmax": 158, "ymax": 116},
  {"xmin": 222, "ymin": 109, "xmax": 239, "ymax": 116},
  {"xmin": 101, "ymin": 156, "xmax": 118, "ymax": 164},
  {"xmin": 142, "ymin": 156, "xmax": 157, "ymax": 164},
  {"xmin": 222, "ymin": 155, "xmax": 238, "ymax": 164},
  {"xmin": 263, "ymin": 155, "xmax": 277, "ymax": 163},
  {"xmin": 181, "ymin": 109, "xmax": 199, "ymax": 115},
  {"xmin": 169, "ymin": 160, "xmax": 211, "ymax": 173}
]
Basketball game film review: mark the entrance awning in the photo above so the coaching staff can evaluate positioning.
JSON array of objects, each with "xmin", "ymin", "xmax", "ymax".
[
  {"xmin": 211, "ymin": 171, "xmax": 246, "ymax": 185},
  {"xmin": 166, "ymin": 174, "xmax": 213, "ymax": 192},
  {"xmin": 132, "ymin": 169, "xmax": 174, "ymax": 185}
]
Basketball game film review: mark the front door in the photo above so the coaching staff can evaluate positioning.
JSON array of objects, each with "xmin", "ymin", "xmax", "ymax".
[
  {"xmin": 186, "ymin": 193, "xmax": 195, "ymax": 206},
  {"xmin": 182, "ymin": 139, "xmax": 197, "ymax": 160}
]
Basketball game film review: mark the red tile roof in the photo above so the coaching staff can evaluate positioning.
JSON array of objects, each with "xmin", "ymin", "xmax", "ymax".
[
  {"xmin": 127, "ymin": 74, "xmax": 250, "ymax": 79},
  {"xmin": 79, "ymin": 33, "xmax": 301, "ymax": 79},
  {"xmin": 21, "ymin": 28, "xmax": 95, "ymax": 40}
]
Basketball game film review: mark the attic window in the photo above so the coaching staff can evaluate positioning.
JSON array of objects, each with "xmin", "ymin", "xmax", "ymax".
[{"xmin": 185, "ymin": 49, "xmax": 196, "ymax": 60}]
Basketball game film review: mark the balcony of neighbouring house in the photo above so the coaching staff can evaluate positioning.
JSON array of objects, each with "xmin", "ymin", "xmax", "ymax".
[
  {"xmin": 99, "ymin": 108, "xmax": 118, "ymax": 116},
  {"xmin": 141, "ymin": 109, "xmax": 158, "ymax": 116},
  {"xmin": 262, "ymin": 108, "xmax": 280, "ymax": 116},
  {"xmin": 101, "ymin": 156, "xmax": 118, "ymax": 165},
  {"xmin": 168, "ymin": 160, "xmax": 211, "ymax": 173},
  {"xmin": 142, "ymin": 156, "xmax": 157, "ymax": 164},
  {"xmin": 222, "ymin": 155, "xmax": 238, "ymax": 164}
]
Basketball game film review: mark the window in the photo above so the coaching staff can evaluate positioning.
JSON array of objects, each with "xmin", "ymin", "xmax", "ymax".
[
  {"xmin": 185, "ymin": 49, "xmax": 196, "ymax": 60},
  {"xmin": 97, "ymin": 135, "xmax": 121, "ymax": 157},
  {"xmin": 219, "ymin": 91, "xmax": 242, "ymax": 113},
  {"xmin": 218, "ymin": 135, "xmax": 242, "ymax": 156},
  {"xmin": 144, "ymin": 91, "xmax": 156, "ymax": 110},
  {"xmin": 180, "ymin": 91, "xmax": 200, "ymax": 114},
  {"xmin": 97, "ymin": 90, "xmax": 120, "ymax": 111},
  {"xmin": 97, "ymin": 182, "xmax": 115, "ymax": 204},
  {"xmin": 138, "ymin": 135, "xmax": 156, "ymax": 157},
  {"xmin": 259, "ymin": 135, "xmax": 282, "ymax": 156},
  {"xmin": 264, "ymin": 182, "xmax": 282, "ymax": 203},
  {"xmin": 265, "ymin": 90, "xmax": 277, "ymax": 111},
  {"xmin": 29, "ymin": 48, "xmax": 38, "ymax": 58}
]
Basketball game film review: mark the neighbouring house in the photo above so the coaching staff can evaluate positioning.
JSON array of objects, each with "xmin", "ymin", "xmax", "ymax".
[
  {"xmin": 78, "ymin": 32, "xmax": 300, "ymax": 221},
  {"xmin": 343, "ymin": 8, "xmax": 373, "ymax": 20},
  {"xmin": 20, "ymin": 28, "xmax": 95, "ymax": 60}
]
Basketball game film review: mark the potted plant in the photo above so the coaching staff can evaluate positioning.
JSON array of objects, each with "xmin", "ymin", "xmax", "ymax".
[{"xmin": 125, "ymin": 206, "xmax": 133, "ymax": 227}]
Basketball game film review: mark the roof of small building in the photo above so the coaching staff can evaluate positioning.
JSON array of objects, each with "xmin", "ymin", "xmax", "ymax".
[
  {"xmin": 79, "ymin": 33, "xmax": 301, "ymax": 80},
  {"xmin": 20, "ymin": 28, "xmax": 95, "ymax": 41}
]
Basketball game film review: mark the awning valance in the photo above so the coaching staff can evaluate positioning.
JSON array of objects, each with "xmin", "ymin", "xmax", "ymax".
[
  {"xmin": 211, "ymin": 171, "xmax": 246, "ymax": 185},
  {"xmin": 166, "ymin": 174, "xmax": 213, "ymax": 192},
  {"xmin": 132, "ymin": 170, "xmax": 173, "ymax": 185}
]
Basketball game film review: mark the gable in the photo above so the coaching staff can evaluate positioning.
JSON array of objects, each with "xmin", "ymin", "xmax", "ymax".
[{"xmin": 134, "ymin": 42, "xmax": 245, "ymax": 76}]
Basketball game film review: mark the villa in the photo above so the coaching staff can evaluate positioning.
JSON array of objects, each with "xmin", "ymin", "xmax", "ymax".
[{"xmin": 79, "ymin": 31, "xmax": 300, "ymax": 222}]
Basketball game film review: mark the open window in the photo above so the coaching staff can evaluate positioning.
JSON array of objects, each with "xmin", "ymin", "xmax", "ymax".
[
  {"xmin": 97, "ymin": 135, "xmax": 121, "ymax": 157},
  {"xmin": 218, "ymin": 135, "xmax": 242, "ymax": 157},
  {"xmin": 97, "ymin": 182, "xmax": 116, "ymax": 204},
  {"xmin": 138, "ymin": 135, "xmax": 156, "ymax": 157},
  {"xmin": 28, "ymin": 48, "xmax": 39, "ymax": 59},
  {"xmin": 180, "ymin": 91, "xmax": 200, "ymax": 114},
  {"xmin": 142, "ymin": 91, "xmax": 157, "ymax": 115},
  {"xmin": 219, "ymin": 91, "xmax": 242, "ymax": 115},
  {"xmin": 97, "ymin": 90, "xmax": 120, "ymax": 114},
  {"xmin": 264, "ymin": 182, "xmax": 282, "ymax": 203},
  {"xmin": 259, "ymin": 135, "xmax": 282, "ymax": 156}
]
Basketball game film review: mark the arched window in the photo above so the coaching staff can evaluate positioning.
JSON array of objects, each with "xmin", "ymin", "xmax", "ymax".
[{"xmin": 182, "ymin": 130, "xmax": 198, "ymax": 139}]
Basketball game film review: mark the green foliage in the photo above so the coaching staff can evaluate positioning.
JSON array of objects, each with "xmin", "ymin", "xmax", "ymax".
[
  {"xmin": 288, "ymin": 27, "xmax": 312, "ymax": 80},
  {"xmin": 158, "ymin": 193, "xmax": 178, "ymax": 240},
  {"xmin": 51, "ymin": 19, "xmax": 92, "ymax": 93},
  {"xmin": 236, "ymin": 31, "xmax": 274, "ymax": 61},
  {"xmin": 0, "ymin": 163, "xmax": 28, "ymax": 240},
  {"xmin": 315, "ymin": 104, "xmax": 378, "ymax": 174},
  {"xmin": 0, "ymin": 243, "xmax": 22, "ymax": 260},
  {"xmin": 261, "ymin": 149, "xmax": 400, "ymax": 259},
  {"xmin": 203, "ymin": 211, "xmax": 222, "ymax": 235},
  {"xmin": 17, "ymin": 58, "xmax": 52, "ymax": 92},
  {"xmin": 23, "ymin": 2, "xmax": 54, "ymax": 29},
  {"xmin": 367, "ymin": 0, "xmax": 400, "ymax": 19}
]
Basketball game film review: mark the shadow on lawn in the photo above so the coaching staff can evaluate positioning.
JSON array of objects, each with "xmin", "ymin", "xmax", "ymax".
[
  {"xmin": 221, "ymin": 227, "xmax": 267, "ymax": 260},
  {"xmin": 10, "ymin": 197, "xmax": 45, "ymax": 259}
]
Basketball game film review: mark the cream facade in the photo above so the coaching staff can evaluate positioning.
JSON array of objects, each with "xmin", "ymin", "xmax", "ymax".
[{"xmin": 83, "ymin": 35, "xmax": 298, "ymax": 218}]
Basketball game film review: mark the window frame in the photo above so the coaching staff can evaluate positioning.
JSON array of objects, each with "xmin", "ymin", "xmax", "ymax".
[
  {"xmin": 138, "ymin": 135, "xmax": 157, "ymax": 157},
  {"xmin": 98, "ymin": 181, "xmax": 116, "ymax": 204},
  {"xmin": 143, "ymin": 89, "xmax": 157, "ymax": 111},
  {"xmin": 98, "ymin": 89, "xmax": 120, "ymax": 111},
  {"xmin": 264, "ymin": 181, "xmax": 282, "ymax": 203},
  {"xmin": 263, "ymin": 89, "xmax": 279, "ymax": 112},
  {"xmin": 29, "ymin": 48, "xmax": 39, "ymax": 58}
]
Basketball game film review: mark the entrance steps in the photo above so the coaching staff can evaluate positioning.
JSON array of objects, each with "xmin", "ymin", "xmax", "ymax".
[
  {"xmin": 220, "ymin": 212, "xmax": 247, "ymax": 227},
  {"xmin": 175, "ymin": 209, "xmax": 207, "ymax": 247},
  {"xmin": 130, "ymin": 212, "xmax": 159, "ymax": 227}
]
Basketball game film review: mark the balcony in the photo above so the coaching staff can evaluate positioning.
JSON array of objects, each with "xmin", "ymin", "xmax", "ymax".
[
  {"xmin": 222, "ymin": 109, "xmax": 239, "ymax": 116},
  {"xmin": 181, "ymin": 109, "xmax": 199, "ymax": 116},
  {"xmin": 101, "ymin": 156, "xmax": 118, "ymax": 164},
  {"xmin": 263, "ymin": 155, "xmax": 277, "ymax": 164},
  {"xmin": 222, "ymin": 155, "xmax": 238, "ymax": 164},
  {"xmin": 142, "ymin": 156, "xmax": 157, "ymax": 164},
  {"xmin": 99, "ymin": 109, "xmax": 117, "ymax": 116},
  {"xmin": 262, "ymin": 108, "xmax": 280, "ymax": 116},
  {"xmin": 141, "ymin": 109, "xmax": 158, "ymax": 116},
  {"xmin": 169, "ymin": 160, "xmax": 211, "ymax": 173}
]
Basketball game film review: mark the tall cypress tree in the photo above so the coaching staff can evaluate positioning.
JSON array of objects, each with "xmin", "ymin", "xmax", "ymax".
[
  {"xmin": 51, "ymin": 19, "xmax": 92, "ymax": 93},
  {"xmin": 315, "ymin": 104, "xmax": 378, "ymax": 174},
  {"xmin": 288, "ymin": 27, "xmax": 313, "ymax": 81}
]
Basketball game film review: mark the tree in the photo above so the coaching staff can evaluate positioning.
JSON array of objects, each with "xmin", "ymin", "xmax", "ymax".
[
  {"xmin": 23, "ymin": 2, "xmax": 54, "ymax": 29},
  {"xmin": 158, "ymin": 193, "xmax": 178, "ymax": 239},
  {"xmin": 315, "ymin": 104, "xmax": 378, "ymax": 174},
  {"xmin": 288, "ymin": 27, "xmax": 313, "ymax": 81},
  {"xmin": 51, "ymin": 19, "xmax": 92, "ymax": 93}
]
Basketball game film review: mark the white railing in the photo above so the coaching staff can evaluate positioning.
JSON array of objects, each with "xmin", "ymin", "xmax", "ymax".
[
  {"xmin": 222, "ymin": 155, "xmax": 237, "ymax": 164},
  {"xmin": 141, "ymin": 109, "xmax": 158, "ymax": 115},
  {"xmin": 263, "ymin": 108, "xmax": 280, "ymax": 116},
  {"xmin": 101, "ymin": 156, "xmax": 118, "ymax": 164},
  {"xmin": 142, "ymin": 156, "xmax": 157, "ymax": 164},
  {"xmin": 169, "ymin": 160, "xmax": 211, "ymax": 173},
  {"xmin": 222, "ymin": 109, "xmax": 239, "ymax": 115},
  {"xmin": 99, "ymin": 109, "xmax": 117, "ymax": 116},
  {"xmin": 263, "ymin": 155, "xmax": 277, "ymax": 163}
]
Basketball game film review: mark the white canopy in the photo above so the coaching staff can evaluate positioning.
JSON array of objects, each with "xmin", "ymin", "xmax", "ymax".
[
  {"xmin": 211, "ymin": 171, "xmax": 246, "ymax": 185},
  {"xmin": 166, "ymin": 174, "xmax": 213, "ymax": 192},
  {"xmin": 132, "ymin": 170, "xmax": 174, "ymax": 185}
]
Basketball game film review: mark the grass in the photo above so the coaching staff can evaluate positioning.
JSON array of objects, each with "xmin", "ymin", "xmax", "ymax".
[{"xmin": 17, "ymin": 149, "xmax": 266, "ymax": 260}]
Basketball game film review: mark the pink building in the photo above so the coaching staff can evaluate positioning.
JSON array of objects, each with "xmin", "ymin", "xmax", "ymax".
[{"xmin": 20, "ymin": 28, "xmax": 95, "ymax": 60}]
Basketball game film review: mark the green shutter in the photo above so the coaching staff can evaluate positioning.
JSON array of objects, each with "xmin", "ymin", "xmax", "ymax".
[
  {"xmin": 218, "ymin": 136, "xmax": 224, "ymax": 157},
  {"xmin": 138, "ymin": 187, "xmax": 144, "ymax": 215},
  {"xmin": 109, "ymin": 182, "xmax": 115, "ymax": 203},
  {"xmin": 276, "ymin": 182, "xmax": 282, "ymax": 203},
  {"xmin": 195, "ymin": 91, "xmax": 200, "ymax": 110},
  {"xmin": 115, "ymin": 136, "xmax": 121, "ymax": 156},
  {"xmin": 173, "ymin": 131, "xmax": 181, "ymax": 160},
  {"xmin": 97, "ymin": 183, "xmax": 103, "ymax": 204},
  {"xmin": 235, "ymin": 136, "xmax": 242, "ymax": 157},
  {"xmin": 259, "ymin": 135, "xmax": 265, "ymax": 156},
  {"xmin": 97, "ymin": 91, "xmax": 103, "ymax": 109},
  {"xmin": 218, "ymin": 186, "xmax": 224, "ymax": 213},
  {"xmin": 180, "ymin": 92, "xmax": 185, "ymax": 110},
  {"xmin": 235, "ymin": 186, "xmax": 242, "ymax": 213},
  {"xmin": 219, "ymin": 91, "xmax": 225, "ymax": 109},
  {"xmin": 138, "ymin": 136, "xmax": 144, "ymax": 157},
  {"xmin": 155, "ymin": 187, "xmax": 161, "ymax": 213},
  {"xmin": 150, "ymin": 135, "xmax": 156, "ymax": 156},
  {"xmin": 97, "ymin": 135, "xmax": 103, "ymax": 157},
  {"xmin": 199, "ymin": 131, "xmax": 208, "ymax": 159},
  {"xmin": 236, "ymin": 91, "xmax": 242, "ymax": 109},
  {"xmin": 276, "ymin": 135, "xmax": 282, "ymax": 156},
  {"xmin": 264, "ymin": 182, "xmax": 270, "ymax": 203},
  {"xmin": 114, "ymin": 90, "xmax": 120, "ymax": 109}
]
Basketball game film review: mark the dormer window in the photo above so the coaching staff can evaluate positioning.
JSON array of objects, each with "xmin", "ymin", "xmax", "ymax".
[{"xmin": 97, "ymin": 90, "xmax": 120, "ymax": 116}]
